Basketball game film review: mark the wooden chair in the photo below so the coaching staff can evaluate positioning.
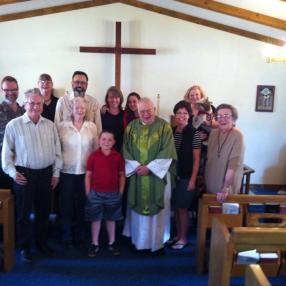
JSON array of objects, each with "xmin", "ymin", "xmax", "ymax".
[
  {"xmin": 245, "ymin": 265, "xmax": 272, "ymax": 286},
  {"xmin": 196, "ymin": 193, "xmax": 286, "ymax": 274},
  {"xmin": 0, "ymin": 189, "xmax": 15, "ymax": 272},
  {"xmin": 208, "ymin": 218, "xmax": 286, "ymax": 286}
]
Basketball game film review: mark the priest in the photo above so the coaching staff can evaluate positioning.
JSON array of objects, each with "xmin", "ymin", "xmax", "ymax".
[{"xmin": 122, "ymin": 97, "xmax": 177, "ymax": 254}]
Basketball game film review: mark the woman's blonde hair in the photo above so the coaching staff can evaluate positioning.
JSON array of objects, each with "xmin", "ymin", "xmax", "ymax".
[{"xmin": 184, "ymin": 85, "xmax": 206, "ymax": 102}]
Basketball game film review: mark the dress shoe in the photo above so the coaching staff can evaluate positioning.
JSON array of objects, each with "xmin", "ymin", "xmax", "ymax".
[
  {"xmin": 151, "ymin": 247, "xmax": 165, "ymax": 256},
  {"xmin": 20, "ymin": 249, "xmax": 32, "ymax": 263},
  {"xmin": 63, "ymin": 240, "xmax": 74, "ymax": 249},
  {"xmin": 37, "ymin": 243, "xmax": 56, "ymax": 256}
]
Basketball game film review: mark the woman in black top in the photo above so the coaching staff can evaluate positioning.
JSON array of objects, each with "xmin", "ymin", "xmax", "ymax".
[
  {"xmin": 101, "ymin": 86, "xmax": 124, "ymax": 152},
  {"xmin": 170, "ymin": 100, "xmax": 201, "ymax": 250}
]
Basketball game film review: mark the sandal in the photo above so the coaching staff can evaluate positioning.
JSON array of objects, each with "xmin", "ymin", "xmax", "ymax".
[
  {"xmin": 165, "ymin": 238, "xmax": 179, "ymax": 245},
  {"xmin": 171, "ymin": 242, "xmax": 188, "ymax": 250}
]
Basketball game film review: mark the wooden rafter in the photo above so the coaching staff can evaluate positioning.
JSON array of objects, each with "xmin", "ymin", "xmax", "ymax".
[
  {"xmin": 176, "ymin": 0, "xmax": 286, "ymax": 31},
  {"xmin": 0, "ymin": 0, "xmax": 29, "ymax": 5},
  {"xmin": 0, "ymin": 0, "xmax": 284, "ymax": 46},
  {"xmin": 0, "ymin": 0, "xmax": 116, "ymax": 22},
  {"xmin": 119, "ymin": 0, "xmax": 285, "ymax": 46}
]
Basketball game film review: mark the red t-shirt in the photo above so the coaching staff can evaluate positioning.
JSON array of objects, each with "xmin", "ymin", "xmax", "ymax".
[{"xmin": 86, "ymin": 148, "xmax": 125, "ymax": 192}]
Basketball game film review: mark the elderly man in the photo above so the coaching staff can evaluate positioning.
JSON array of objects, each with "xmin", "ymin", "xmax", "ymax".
[
  {"xmin": 0, "ymin": 76, "xmax": 24, "ymax": 188},
  {"xmin": 2, "ymin": 88, "xmax": 62, "ymax": 263},
  {"xmin": 37, "ymin": 73, "xmax": 58, "ymax": 122},
  {"xmin": 55, "ymin": 70, "xmax": 102, "ymax": 133},
  {"xmin": 122, "ymin": 97, "xmax": 177, "ymax": 254}
]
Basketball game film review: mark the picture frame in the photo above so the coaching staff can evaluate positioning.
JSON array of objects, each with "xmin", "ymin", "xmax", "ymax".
[{"xmin": 255, "ymin": 85, "xmax": 275, "ymax": 112}]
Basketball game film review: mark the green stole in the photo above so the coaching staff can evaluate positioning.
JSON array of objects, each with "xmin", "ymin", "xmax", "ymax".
[{"xmin": 123, "ymin": 117, "xmax": 177, "ymax": 215}]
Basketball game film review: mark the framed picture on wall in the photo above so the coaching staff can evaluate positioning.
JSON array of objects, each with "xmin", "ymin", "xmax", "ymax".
[{"xmin": 255, "ymin": 85, "xmax": 275, "ymax": 112}]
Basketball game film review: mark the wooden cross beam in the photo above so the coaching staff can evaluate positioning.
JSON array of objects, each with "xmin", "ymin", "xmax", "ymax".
[{"xmin": 80, "ymin": 22, "xmax": 156, "ymax": 89}]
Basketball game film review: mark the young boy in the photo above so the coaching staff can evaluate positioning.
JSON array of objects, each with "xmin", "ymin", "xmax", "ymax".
[{"xmin": 85, "ymin": 130, "xmax": 125, "ymax": 256}]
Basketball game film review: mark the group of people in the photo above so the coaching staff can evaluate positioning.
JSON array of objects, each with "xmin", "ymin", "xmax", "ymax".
[{"xmin": 0, "ymin": 71, "xmax": 245, "ymax": 264}]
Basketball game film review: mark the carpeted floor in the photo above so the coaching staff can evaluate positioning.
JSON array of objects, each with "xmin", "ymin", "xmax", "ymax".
[{"xmin": 1, "ymin": 220, "xmax": 286, "ymax": 285}]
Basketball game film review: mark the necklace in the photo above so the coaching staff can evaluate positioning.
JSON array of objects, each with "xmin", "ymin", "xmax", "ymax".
[{"xmin": 217, "ymin": 128, "xmax": 233, "ymax": 158}]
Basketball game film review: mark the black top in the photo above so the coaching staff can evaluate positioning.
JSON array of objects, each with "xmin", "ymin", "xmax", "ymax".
[
  {"xmin": 42, "ymin": 95, "xmax": 58, "ymax": 122},
  {"xmin": 101, "ymin": 110, "xmax": 124, "ymax": 152},
  {"xmin": 173, "ymin": 124, "xmax": 200, "ymax": 179}
]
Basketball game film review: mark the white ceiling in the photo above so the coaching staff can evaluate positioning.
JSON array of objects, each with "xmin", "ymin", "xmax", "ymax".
[{"xmin": 0, "ymin": 0, "xmax": 285, "ymax": 42}]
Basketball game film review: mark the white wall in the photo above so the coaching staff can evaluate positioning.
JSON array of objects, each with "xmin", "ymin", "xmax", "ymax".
[{"xmin": 0, "ymin": 3, "xmax": 285, "ymax": 184}]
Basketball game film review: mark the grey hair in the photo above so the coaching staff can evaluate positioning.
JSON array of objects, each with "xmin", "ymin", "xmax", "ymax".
[
  {"xmin": 138, "ymin": 97, "xmax": 155, "ymax": 109},
  {"xmin": 216, "ymin": 103, "xmax": 238, "ymax": 121},
  {"xmin": 23, "ymin": 88, "xmax": 43, "ymax": 104}
]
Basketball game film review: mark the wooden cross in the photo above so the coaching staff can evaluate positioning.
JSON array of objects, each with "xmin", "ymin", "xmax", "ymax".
[{"xmin": 80, "ymin": 22, "xmax": 156, "ymax": 89}]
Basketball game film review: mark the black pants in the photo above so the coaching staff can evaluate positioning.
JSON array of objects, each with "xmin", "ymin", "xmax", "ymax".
[
  {"xmin": 59, "ymin": 173, "xmax": 86, "ymax": 243},
  {"xmin": 14, "ymin": 166, "xmax": 52, "ymax": 250}
]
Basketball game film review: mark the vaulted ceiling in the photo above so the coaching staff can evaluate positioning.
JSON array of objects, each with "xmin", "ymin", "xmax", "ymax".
[{"xmin": 0, "ymin": 0, "xmax": 285, "ymax": 46}]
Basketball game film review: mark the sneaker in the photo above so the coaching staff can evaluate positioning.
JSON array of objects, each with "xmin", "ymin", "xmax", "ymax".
[
  {"xmin": 108, "ymin": 242, "xmax": 120, "ymax": 256},
  {"xmin": 20, "ymin": 249, "xmax": 32, "ymax": 263},
  {"xmin": 88, "ymin": 244, "xmax": 99, "ymax": 257}
]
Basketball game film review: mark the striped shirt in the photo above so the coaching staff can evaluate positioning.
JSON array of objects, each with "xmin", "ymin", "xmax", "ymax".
[
  {"xmin": 174, "ymin": 130, "xmax": 201, "ymax": 152},
  {"xmin": 55, "ymin": 92, "xmax": 102, "ymax": 134},
  {"xmin": 1, "ymin": 112, "xmax": 62, "ymax": 179}
]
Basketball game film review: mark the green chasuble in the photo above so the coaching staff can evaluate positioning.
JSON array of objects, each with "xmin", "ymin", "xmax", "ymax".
[{"xmin": 123, "ymin": 117, "xmax": 177, "ymax": 216}]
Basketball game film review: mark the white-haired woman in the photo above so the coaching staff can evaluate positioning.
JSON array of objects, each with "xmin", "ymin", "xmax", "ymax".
[
  {"xmin": 205, "ymin": 104, "xmax": 245, "ymax": 202},
  {"xmin": 58, "ymin": 97, "xmax": 98, "ymax": 247}
]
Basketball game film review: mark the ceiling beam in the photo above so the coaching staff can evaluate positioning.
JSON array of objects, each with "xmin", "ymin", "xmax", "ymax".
[
  {"xmin": 0, "ymin": 0, "xmax": 29, "ymax": 5},
  {"xmin": 0, "ymin": 0, "xmax": 284, "ymax": 46},
  {"xmin": 176, "ymin": 0, "xmax": 286, "ymax": 31},
  {"xmin": 0, "ymin": 0, "xmax": 116, "ymax": 22},
  {"xmin": 119, "ymin": 0, "xmax": 285, "ymax": 46}
]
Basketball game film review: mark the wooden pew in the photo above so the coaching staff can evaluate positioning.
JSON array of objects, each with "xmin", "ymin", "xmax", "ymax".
[
  {"xmin": 240, "ymin": 164, "xmax": 255, "ymax": 194},
  {"xmin": 245, "ymin": 265, "xmax": 272, "ymax": 286},
  {"xmin": 196, "ymin": 193, "xmax": 286, "ymax": 274},
  {"xmin": 208, "ymin": 218, "xmax": 286, "ymax": 286},
  {"xmin": 0, "ymin": 189, "xmax": 15, "ymax": 272}
]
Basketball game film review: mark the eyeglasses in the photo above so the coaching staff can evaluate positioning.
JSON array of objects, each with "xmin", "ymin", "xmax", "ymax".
[
  {"xmin": 216, "ymin": 114, "xmax": 232, "ymax": 120},
  {"xmin": 2, "ymin": 89, "xmax": 18, "ymax": 93},
  {"xmin": 175, "ymin": 111, "xmax": 189, "ymax": 116},
  {"xmin": 27, "ymin": 102, "xmax": 42, "ymax": 107},
  {"xmin": 139, "ymin": 109, "xmax": 154, "ymax": 115},
  {"xmin": 40, "ymin": 80, "xmax": 52, "ymax": 85},
  {"xmin": 73, "ymin": 81, "xmax": 87, "ymax": 85}
]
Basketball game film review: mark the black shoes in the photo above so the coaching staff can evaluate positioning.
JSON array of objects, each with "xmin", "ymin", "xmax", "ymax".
[
  {"xmin": 88, "ymin": 242, "xmax": 120, "ymax": 257},
  {"xmin": 108, "ymin": 242, "xmax": 120, "ymax": 256},
  {"xmin": 152, "ymin": 247, "xmax": 165, "ymax": 256},
  {"xmin": 63, "ymin": 240, "xmax": 74, "ymax": 249},
  {"xmin": 20, "ymin": 249, "xmax": 32, "ymax": 263},
  {"xmin": 37, "ymin": 243, "xmax": 56, "ymax": 257},
  {"xmin": 88, "ymin": 244, "xmax": 99, "ymax": 257}
]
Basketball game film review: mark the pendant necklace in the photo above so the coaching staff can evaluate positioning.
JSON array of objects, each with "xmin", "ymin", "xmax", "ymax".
[{"xmin": 217, "ymin": 128, "xmax": 233, "ymax": 158}]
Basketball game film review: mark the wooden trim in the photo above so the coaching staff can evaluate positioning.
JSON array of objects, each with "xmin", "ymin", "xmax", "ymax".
[
  {"xmin": 0, "ymin": 0, "xmax": 117, "ymax": 22},
  {"xmin": 119, "ymin": 0, "xmax": 285, "ymax": 46},
  {"xmin": 176, "ymin": 0, "xmax": 286, "ymax": 32},
  {"xmin": 0, "ymin": 0, "xmax": 28, "ymax": 5},
  {"xmin": 0, "ymin": 0, "xmax": 284, "ymax": 46}
]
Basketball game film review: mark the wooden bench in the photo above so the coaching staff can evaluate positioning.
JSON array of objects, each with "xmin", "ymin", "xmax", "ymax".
[
  {"xmin": 245, "ymin": 265, "xmax": 272, "ymax": 286},
  {"xmin": 196, "ymin": 193, "xmax": 286, "ymax": 274},
  {"xmin": 0, "ymin": 189, "xmax": 15, "ymax": 272},
  {"xmin": 208, "ymin": 218, "xmax": 286, "ymax": 286}
]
